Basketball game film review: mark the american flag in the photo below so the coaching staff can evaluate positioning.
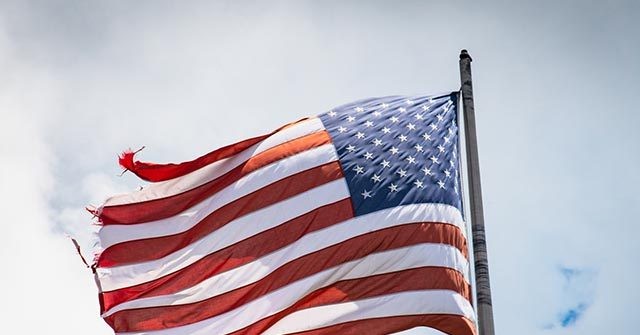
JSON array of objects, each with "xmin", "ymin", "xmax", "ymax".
[{"xmin": 92, "ymin": 92, "xmax": 476, "ymax": 335}]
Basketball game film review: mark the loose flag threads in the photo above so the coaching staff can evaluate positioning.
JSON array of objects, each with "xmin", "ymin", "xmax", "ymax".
[
  {"xmin": 117, "ymin": 146, "xmax": 145, "ymax": 176},
  {"xmin": 89, "ymin": 93, "xmax": 476, "ymax": 335},
  {"xmin": 69, "ymin": 237, "xmax": 90, "ymax": 269},
  {"xmin": 85, "ymin": 205, "xmax": 98, "ymax": 218}
]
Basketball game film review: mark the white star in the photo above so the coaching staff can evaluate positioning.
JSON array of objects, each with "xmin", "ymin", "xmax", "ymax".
[
  {"xmin": 390, "ymin": 147, "xmax": 400, "ymax": 155},
  {"xmin": 422, "ymin": 166, "xmax": 433, "ymax": 176},
  {"xmin": 438, "ymin": 180, "xmax": 446, "ymax": 189},
  {"xmin": 388, "ymin": 183, "xmax": 399, "ymax": 192},
  {"xmin": 421, "ymin": 104, "xmax": 430, "ymax": 111},
  {"xmin": 397, "ymin": 169, "xmax": 408, "ymax": 178},
  {"xmin": 361, "ymin": 189, "xmax": 372, "ymax": 199},
  {"xmin": 338, "ymin": 126, "xmax": 347, "ymax": 133},
  {"xmin": 327, "ymin": 111, "xmax": 337, "ymax": 117},
  {"xmin": 347, "ymin": 116, "xmax": 356, "ymax": 122},
  {"xmin": 437, "ymin": 114, "xmax": 444, "ymax": 122},
  {"xmin": 381, "ymin": 160, "xmax": 391, "ymax": 168},
  {"xmin": 365, "ymin": 121, "xmax": 374, "ymax": 127},
  {"xmin": 406, "ymin": 123, "xmax": 416, "ymax": 131},
  {"xmin": 430, "ymin": 156, "xmax": 440, "ymax": 164},
  {"xmin": 353, "ymin": 165, "xmax": 364, "ymax": 174},
  {"xmin": 398, "ymin": 107, "xmax": 407, "ymax": 113},
  {"xmin": 448, "ymin": 128, "xmax": 454, "ymax": 135},
  {"xmin": 381, "ymin": 127, "xmax": 391, "ymax": 134},
  {"xmin": 414, "ymin": 113, "xmax": 424, "ymax": 120},
  {"xmin": 372, "ymin": 138, "xmax": 384, "ymax": 146},
  {"xmin": 414, "ymin": 180, "xmax": 424, "ymax": 188},
  {"xmin": 355, "ymin": 106, "xmax": 365, "ymax": 113},
  {"xmin": 444, "ymin": 170, "xmax": 451, "ymax": 178},
  {"xmin": 398, "ymin": 134, "xmax": 408, "ymax": 142},
  {"xmin": 355, "ymin": 132, "xmax": 365, "ymax": 139},
  {"xmin": 380, "ymin": 103, "xmax": 389, "ymax": 109},
  {"xmin": 390, "ymin": 116, "xmax": 399, "ymax": 123},
  {"xmin": 373, "ymin": 111, "xmax": 382, "ymax": 117},
  {"xmin": 429, "ymin": 123, "xmax": 438, "ymax": 131},
  {"xmin": 438, "ymin": 145, "xmax": 445, "ymax": 153},
  {"xmin": 450, "ymin": 159, "xmax": 456, "ymax": 167},
  {"xmin": 371, "ymin": 174, "xmax": 382, "ymax": 183},
  {"xmin": 364, "ymin": 152, "xmax": 374, "ymax": 160},
  {"xmin": 406, "ymin": 156, "xmax": 416, "ymax": 164},
  {"xmin": 422, "ymin": 133, "xmax": 432, "ymax": 141},
  {"xmin": 346, "ymin": 145, "xmax": 356, "ymax": 153},
  {"xmin": 444, "ymin": 136, "xmax": 451, "ymax": 144},
  {"xmin": 406, "ymin": 99, "xmax": 414, "ymax": 105},
  {"xmin": 414, "ymin": 144, "xmax": 424, "ymax": 152}
]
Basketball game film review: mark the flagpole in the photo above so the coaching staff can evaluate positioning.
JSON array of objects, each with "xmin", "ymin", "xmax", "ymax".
[{"xmin": 459, "ymin": 49, "xmax": 495, "ymax": 335}]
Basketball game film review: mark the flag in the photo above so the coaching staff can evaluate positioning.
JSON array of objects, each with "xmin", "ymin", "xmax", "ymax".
[{"xmin": 92, "ymin": 92, "xmax": 476, "ymax": 335}]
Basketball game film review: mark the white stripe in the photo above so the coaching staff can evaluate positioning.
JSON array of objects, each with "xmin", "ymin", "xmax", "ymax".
[
  {"xmin": 99, "ymin": 202, "xmax": 465, "ymax": 298},
  {"xmin": 261, "ymin": 290, "xmax": 475, "ymax": 335},
  {"xmin": 105, "ymin": 243, "xmax": 468, "ymax": 317},
  {"xmin": 98, "ymin": 178, "xmax": 349, "ymax": 292},
  {"xmin": 115, "ymin": 244, "xmax": 470, "ymax": 335},
  {"xmin": 97, "ymin": 143, "xmax": 339, "ymax": 250},
  {"xmin": 390, "ymin": 328, "xmax": 448, "ymax": 335},
  {"xmin": 104, "ymin": 118, "xmax": 325, "ymax": 207}
]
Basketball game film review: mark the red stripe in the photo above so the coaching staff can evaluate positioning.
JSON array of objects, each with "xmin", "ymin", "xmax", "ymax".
[
  {"xmin": 105, "ymin": 222, "xmax": 468, "ymax": 332},
  {"xmin": 100, "ymin": 197, "xmax": 353, "ymax": 312},
  {"xmin": 118, "ymin": 118, "xmax": 313, "ymax": 182},
  {"xmin": 97, "ymin": 162, "xmax": 345, "ymax": 268},
  {"xmin": 100, "ymin": 130, "xmax": 332, "ymax": 225},
  {"xmin": 289, "ymin": 314, "xmax": 476, "ymax": 335},
  {"xmin": 119, "ymin": 135, "xmax": 267, "ymax": 182},
  {"xmin": 230, "ymin": 267, "xmax": 471, "ymax": 335}
]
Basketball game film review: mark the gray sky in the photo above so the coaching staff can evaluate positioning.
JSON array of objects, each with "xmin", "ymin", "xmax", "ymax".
[{"xmin": 1, "ymin": 0, "xmax": 638, "ymax": 334}]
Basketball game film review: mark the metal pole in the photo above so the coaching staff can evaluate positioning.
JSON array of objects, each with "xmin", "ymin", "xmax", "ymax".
[{"xmin": 459, "ymin": 49, "xmax": 495, "ymax": 335}]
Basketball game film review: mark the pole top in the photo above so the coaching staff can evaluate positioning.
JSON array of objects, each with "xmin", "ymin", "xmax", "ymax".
[{"xmin": 459, "ymin": 49, "xmax": 472, "ymax": 61}]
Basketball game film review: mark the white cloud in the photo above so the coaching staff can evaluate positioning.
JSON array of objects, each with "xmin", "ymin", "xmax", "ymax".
[{"xmin": 0, "ymin": 28, "xmax": 110, "ymax": 332}]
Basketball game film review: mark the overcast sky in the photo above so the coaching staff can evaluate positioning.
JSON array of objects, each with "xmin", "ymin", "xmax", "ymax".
[{"xmin": 1, "ymin": 1, "xmax": 638, "ymax": 334}]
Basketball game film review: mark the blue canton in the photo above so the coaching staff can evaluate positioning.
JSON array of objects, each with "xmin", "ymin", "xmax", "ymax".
[{"xmin": 319, "ymin": 93, "xmax": 462, "ymax": 217}]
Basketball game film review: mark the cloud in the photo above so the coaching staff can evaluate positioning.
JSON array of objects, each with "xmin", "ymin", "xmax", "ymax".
[{"xmin": 0, "ymin": 22, "xmax": 111, "ymax": 333}]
